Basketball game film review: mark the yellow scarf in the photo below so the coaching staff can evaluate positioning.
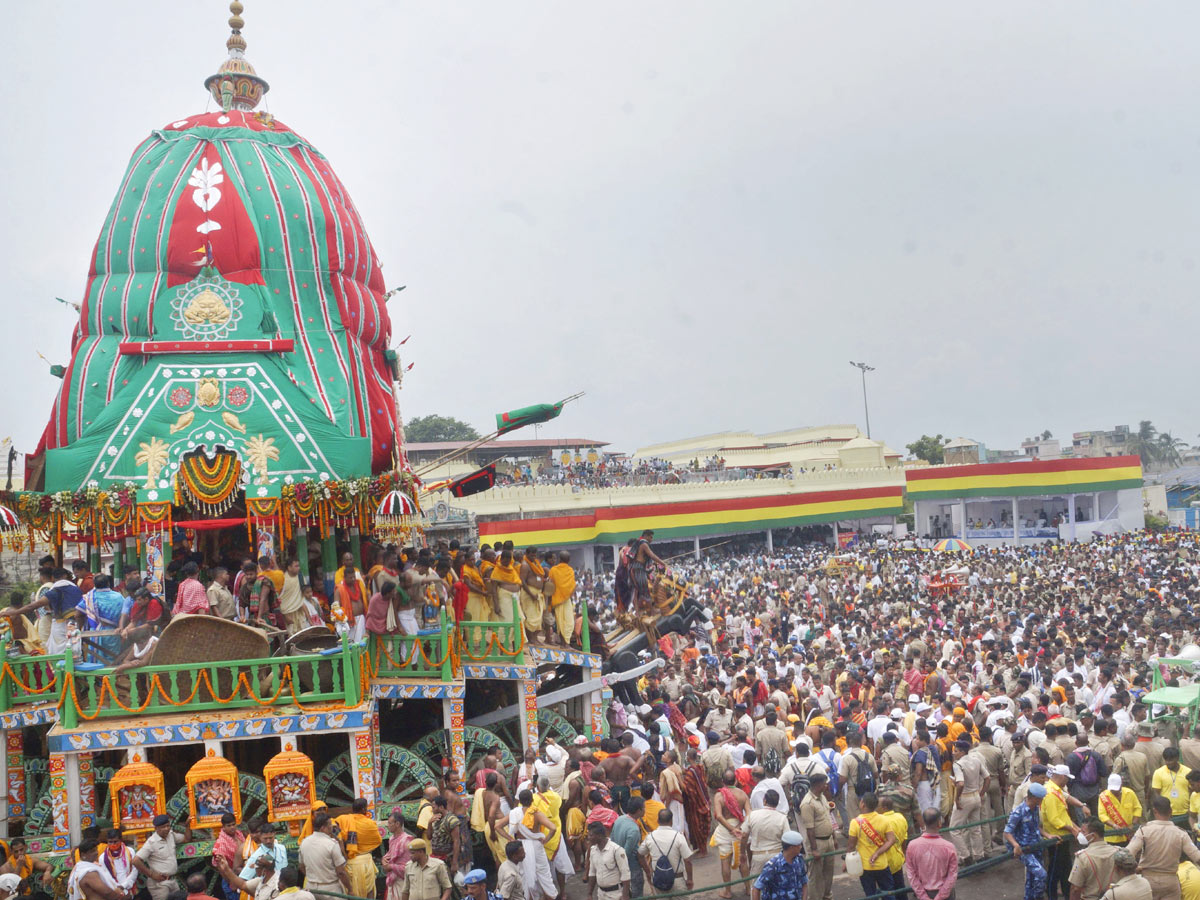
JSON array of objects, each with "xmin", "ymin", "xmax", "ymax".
[
  {"xmin": 548, "ymin": 563, "xmax": 576, "ymax": 608},
  {"xmin": 525, "ymin": 558, "xmax": 546, "ymax": 578},
  {"xmin": 491, "ymin": 562, "xmax": 521, "ymax": 585},
  {"xmin": 532, "ymin": 793, "xmax": 562, "ymax": 855},
  {"xmin": 462, "ymin": 565, "xmax": 487, "ymax": 594},
  {"xmin": 480, "ymin": 559, "xmax": 496, "ymax": 576}
]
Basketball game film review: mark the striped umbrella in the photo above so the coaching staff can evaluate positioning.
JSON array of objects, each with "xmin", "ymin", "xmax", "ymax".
[
  {"xmin": 933, "ymin": 538, "xmax": 972, "ymax": 552},
  {"xmin": 376, "ymin": 491, "xmax": 417, "ymax": 517},
  {"xmin": 0, "ymin": 505, "xmax": 19, "ymax": 530},
  {"xmin": 375, "ymin": 491, "xmax": 417, "ymax": 542}
]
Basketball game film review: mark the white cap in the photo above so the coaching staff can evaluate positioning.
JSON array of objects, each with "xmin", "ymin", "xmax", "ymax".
[
  {"xmin": 638, "ymin": 704, "xmax": 653, "ymax": 715},
  {"xmin": 0, "ymin": 875, "xmax": 19, "ymax": 894},
  {"xmin": 890, "ymin": 708, "xmax": 904, "ymax": 718},
  {"xmin": 988, "ymin": 697, "xmax": 1007, "ymax": 706},
  {"xmin": 907, "ymin": 693, "xmax": 921, "ymax": 704},
  {"xmin": 1107, "ymin": 774, "xmax": 1122, "ymax": 791},
  {"xmin": 1049, "ymin": 764, "xmax": 1074, "ymax": 780}
]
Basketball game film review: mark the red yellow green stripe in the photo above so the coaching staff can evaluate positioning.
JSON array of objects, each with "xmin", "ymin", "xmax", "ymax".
[
  {"xmin": 478, "ymin": 485, "xmax": 904, "ymax": 548},
  {"xmin": 905, "ymin": 455, "xmax": 1142, "ymax": 500}
]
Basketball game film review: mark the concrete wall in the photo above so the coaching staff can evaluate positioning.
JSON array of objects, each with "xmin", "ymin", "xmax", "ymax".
[{"xmin": 1143, "ymin": 484, "xmax": 1168, "ymax": 519}]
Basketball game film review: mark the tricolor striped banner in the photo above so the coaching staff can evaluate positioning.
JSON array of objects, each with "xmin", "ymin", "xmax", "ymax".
[
  {"xmin": 905, "ymin": 455, "xmax": 1143, "ymax": 500},
  {"xmin": 477, "ymin": 485, "xmax": 904, "ymax": 548}
]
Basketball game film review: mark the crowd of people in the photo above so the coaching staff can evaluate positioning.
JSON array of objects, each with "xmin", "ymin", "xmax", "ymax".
[
  {"xmin": 378, "ymin": 526, "xmax": 1200, "ymax": 900},
  {"xmin": 494, "ymin": 455, "xmax": 800, "ymax": 492},
  {"xmin": 0, "ymin": 534, "xmax": 595, "ymax": 666},
  {"xmin": 345, "ymin": 526, "xmax": 1200, "ymax": 900},
  {"xmin": 16, "ymin": 526, "xmax": 1200, "ymax": 900},
  {"xmin": 546, "ymin": 528, "xmax": 1200, "ymax": 900}
]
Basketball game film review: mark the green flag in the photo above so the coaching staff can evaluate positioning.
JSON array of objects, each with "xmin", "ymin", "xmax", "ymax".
[{"xmin": 495, "ymin": 402, "xmax": 564, "ymax": 435}]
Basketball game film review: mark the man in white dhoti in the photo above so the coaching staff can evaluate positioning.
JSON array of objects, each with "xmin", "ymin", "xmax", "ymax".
[{"xmin": 658, "ymin": 751, "xmax": 691, "ymax": 842}]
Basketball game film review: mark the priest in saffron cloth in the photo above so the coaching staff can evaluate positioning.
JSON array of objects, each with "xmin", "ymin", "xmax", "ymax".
[
  {"xmin": 518, "ymin": 548, "xmax": 547, "ymax": 643},
  {"xmin": 546, "ymin": 551, "xmax": 576, "ymax": 646}
]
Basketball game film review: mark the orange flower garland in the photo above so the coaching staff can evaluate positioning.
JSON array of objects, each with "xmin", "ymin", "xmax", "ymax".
[{"xmin": 178, "ymin": 451, "xmax": 242, "ymax": 515}]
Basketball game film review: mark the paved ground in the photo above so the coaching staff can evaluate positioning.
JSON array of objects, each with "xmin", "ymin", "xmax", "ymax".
[{"xmin": 561, "ymin": 843, "xmax": 1031, "ymax": 900}]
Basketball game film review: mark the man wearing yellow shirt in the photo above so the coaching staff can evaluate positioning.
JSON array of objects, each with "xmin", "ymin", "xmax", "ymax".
[
  {"xmin": 1098, "ymin": 774, "xmax": 1142, "ymax": 845},
  {"xmin": 1150, "ymin": 748, "xmax": 1191, "ymax": 818},
  {"xmin": 847, "ymin": 794, "xmax": 899, "ymax": 897},
  {"xmin": 1042, "ymin": 765, "xmax": 1081, "ymax": 900},
  {"xmin": 876, "ymin": 795, "xmax": 908, "ymax": 883},
  {"xmin": 1180, "ymin": 860, "xmax": 1200, "ymax": 900}
]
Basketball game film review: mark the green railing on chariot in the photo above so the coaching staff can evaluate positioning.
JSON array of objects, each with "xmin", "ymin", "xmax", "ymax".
[
  {"xmin": 367, "ymin": 607, "xmax": 456, "ymax": 681},
  {"xmin": 54, "ymin": 633, "xmax": 363, "ymax": 728},
  {"xmin": 456, "ymin": 595, "xmax": 526, "ymax": 667},
  {"xmin": 0, "ymin": 647, "xmax": 66, "ymax": 709}
]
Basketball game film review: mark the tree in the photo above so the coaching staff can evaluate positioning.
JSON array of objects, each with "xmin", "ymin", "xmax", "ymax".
[
  {"xmin": 906, "ymin": 434, "xmax": 949, "ymax": 465},
  {"xmin": 1040, "ymin": 429, "xmax": 1053, "ymax": 440},
  {"xmin": 1156, "ymin": 431, "xmax": 1185, "ymax": 468},
  {"xmin": 404, "ymin": 415, "xmax": 480, "ymax": 443},
  {"xmin": 1129, "ymin": 420, "xmax": 1160, "ymax": 467}
]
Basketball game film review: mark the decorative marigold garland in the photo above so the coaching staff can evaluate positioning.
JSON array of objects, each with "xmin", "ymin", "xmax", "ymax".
[{"xmin": 177, "ymin": 451, "xmax": 242, "ymax": 515}]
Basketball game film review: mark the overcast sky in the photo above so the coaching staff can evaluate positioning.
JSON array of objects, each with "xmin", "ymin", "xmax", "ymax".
[{"xmin": 6, "ymin": 2, "xmax": 1200, "ymax": 458}]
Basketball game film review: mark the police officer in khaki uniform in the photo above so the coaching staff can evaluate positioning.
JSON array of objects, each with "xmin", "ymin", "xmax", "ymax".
[
  {"xmin": 948, "ymin": 740, "xmax": 988, "ymax": 864},
  {"xmin": 1103, "ymin": 848, "xmax": 1152, "ymax": 900},
  {"xmin": 1067, "ymin": 817, "xmax": 1118, "ymax": 900},
  {"xmin": 798, "ymin": 773, "xmax": 837, "ymax": 900},
  {"xmin": 1127, "ymin": 796, "xmax": 1200, "ymax": 900}
]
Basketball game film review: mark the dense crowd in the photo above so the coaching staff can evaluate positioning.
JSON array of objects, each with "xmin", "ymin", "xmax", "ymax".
[
  {"xmin": 471, "ymin": 528, "xmax": 1200, "ymax": 900},
  {"xmin": 495, "ymin": 456, "xmax": 798, "ymax": 491},
  {"xmin": 18, "ymin": 528, "xmax": 1200, "ymax": 900}
]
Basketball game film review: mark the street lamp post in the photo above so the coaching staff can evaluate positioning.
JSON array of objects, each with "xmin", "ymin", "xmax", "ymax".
[{"xmin": 849, "ymin": 361, "xmax": 875, "ymax": 438}]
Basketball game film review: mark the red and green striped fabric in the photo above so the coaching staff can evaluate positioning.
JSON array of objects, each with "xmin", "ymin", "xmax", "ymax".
[
  {"xmin": 904, "ymin": 455, "xmax": 1143, "ymax": 500},
  {"xmin": 477, "ymin": 484, "xmax": 904, "ymax": 548},
  {"xmin": 30, "ymin": 110, "xmax": 400, "ymax": 492}
]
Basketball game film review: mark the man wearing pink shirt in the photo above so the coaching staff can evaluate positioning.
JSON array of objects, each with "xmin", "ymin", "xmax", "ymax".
[
  {"xmin": 904, "ymin": 809, "xmax": 958, "ymax": 900},
  {"xmin": 174, "ymin": 562, "xmax": 212, "ymax": 615}
]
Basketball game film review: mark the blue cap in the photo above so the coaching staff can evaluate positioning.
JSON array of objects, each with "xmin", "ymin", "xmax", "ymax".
[
  {"xmin": 463, "ymin": 870, "xmax": 487, "ymax": 886},
  {"xmin": 781, "ymin": 830, "xmax": 804, "ymax": 847},
  {"xmin": 1028, "ymin": 783, "xmax": 1047, "ymax": 799}
]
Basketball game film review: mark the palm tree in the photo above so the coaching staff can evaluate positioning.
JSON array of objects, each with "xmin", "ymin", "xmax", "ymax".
[
  {"xmin": 1156, "ymin": 431, "xmax": 1186, "ymax": 468},
  {"xmin": 1129, "ymin": 420, "xmax": 1160, "ymax": 466},
  {"xmin": 1040, "ymin": 429, "xmax": 1053, "ymax": 440}
]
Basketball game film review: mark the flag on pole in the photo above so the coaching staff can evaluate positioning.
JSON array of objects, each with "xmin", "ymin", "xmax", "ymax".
[
  {"xmin": 495, "ymin": 402, "xmax": 564, "ymax": 435},
  {"xmin": 448, "ymin": 464, "xmax": 496, "ymax": 498}
]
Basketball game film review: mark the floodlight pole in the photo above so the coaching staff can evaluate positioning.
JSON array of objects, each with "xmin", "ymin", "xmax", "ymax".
[{"xmin": 849, "ymin": 361, "xmax": 875, "ymax": 438}]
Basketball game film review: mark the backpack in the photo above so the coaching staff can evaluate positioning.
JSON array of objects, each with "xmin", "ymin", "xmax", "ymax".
[
  {"xmin": 763, "ymin": 745, "xmax": 782, "ymax": 778},
  {"xmin": 819, "ymin": 749, "xmax": 841, "ymax": 795},
  {"xmin": 789, "ymin": 768, "xmax": 812, "ymax": 809},
  {"xmin": 1074, "ymin": 749, "xmax": 1100, "ymax": 787},
  {"xmin": 650, "ymin": 833, "xmax": 681, "ymax": 892},
  {"xmin": 850, "ymin": 750, "xmax": 876, "ymax": 797}
]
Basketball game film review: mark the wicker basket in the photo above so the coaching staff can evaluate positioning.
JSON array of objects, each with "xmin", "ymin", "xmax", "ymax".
[
  {"xmin": 152, "ymin": 614, "xmax": 271, "ymax": 702},
  {"xmin": 283, "ymin": 626, "xmax": 340, "ymax": 694}
]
